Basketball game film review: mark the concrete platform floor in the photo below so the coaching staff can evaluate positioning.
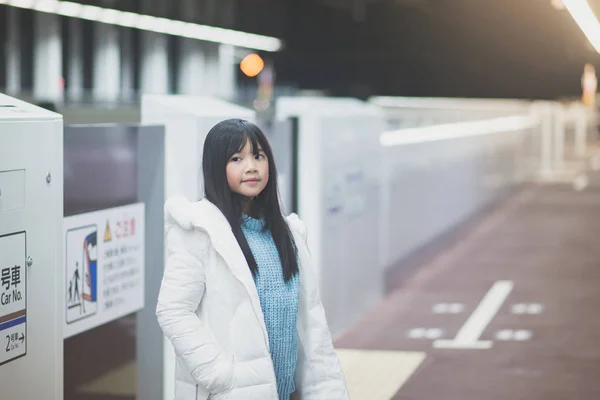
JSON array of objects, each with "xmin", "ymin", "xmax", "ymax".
[{"xmin": 336, "ymin": 175, "xmax": 600, "ymax": 399}]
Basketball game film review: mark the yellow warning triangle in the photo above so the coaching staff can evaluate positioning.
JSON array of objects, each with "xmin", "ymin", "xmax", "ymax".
[{"xmin": 104, "ymin": 220, "xmax": 112, "ymax": 242}]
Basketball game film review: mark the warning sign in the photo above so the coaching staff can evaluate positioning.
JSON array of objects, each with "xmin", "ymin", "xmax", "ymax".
[
  {"xmin": 0, "ymin": 231, "xmax": 27, "ymax": 366},
  {"xmin": 64, "ymin": 203, "xmax": 145, "ymax": 339},
  {"xmin": 65, "ymin": 225, "xmax": 98, "ymax": 324},
  {"xmin": 104, "ymin": 220, "xmax": 112, "ymax": 243}
]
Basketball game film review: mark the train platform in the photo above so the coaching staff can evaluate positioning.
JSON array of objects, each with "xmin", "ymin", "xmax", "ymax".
[
  {"xmin": 335, "ymin": 173, "xmax": 600, "ymax": 399},
  {"xmin": 67, "ymin": 173, "xmax": 600, "ymax": 400}
]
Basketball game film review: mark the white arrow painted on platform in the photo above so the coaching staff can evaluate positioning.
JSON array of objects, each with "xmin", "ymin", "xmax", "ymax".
[{"xmin": 433, "ymin": 280, "xmax": 513, "ymax": 349}]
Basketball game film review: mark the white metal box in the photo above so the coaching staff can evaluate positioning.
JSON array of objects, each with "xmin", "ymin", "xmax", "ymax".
[{"xmin": 0, "ymin": 93, "xmax": 63, "ymax": 399}]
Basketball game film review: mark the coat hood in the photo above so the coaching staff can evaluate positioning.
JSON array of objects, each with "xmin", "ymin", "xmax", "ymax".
[{"xmin": 164, "ymin": 195, "xmax": 306, "ymax": 240}]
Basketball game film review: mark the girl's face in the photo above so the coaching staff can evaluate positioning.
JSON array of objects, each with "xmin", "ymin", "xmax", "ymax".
[{"xmin": 226, "ymin": 139, "xmax": 269, "ymax": 199}]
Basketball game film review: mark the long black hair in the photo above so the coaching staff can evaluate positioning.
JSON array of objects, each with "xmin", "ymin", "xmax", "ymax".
[{"xmin": 202, "ymin": 118, "xmax": 299, "ymax": 282}]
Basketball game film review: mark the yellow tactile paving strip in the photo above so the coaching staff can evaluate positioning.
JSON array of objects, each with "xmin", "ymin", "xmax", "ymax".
[
  {"xmin": 336, "ymin": 349, "xmax": 426, "ymax": 400},
  {"xmin": 78, "ymin": 348, "xmax": 426, "ymax": 399},
  {"xmin": 78, "ymin": 361, "xmax": 136, "ymax": 396}
]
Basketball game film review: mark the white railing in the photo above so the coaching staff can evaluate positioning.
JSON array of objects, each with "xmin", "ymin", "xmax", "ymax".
[
  {"xmin": 373, "ymin": 97, "xmax": 599, "ymax": 275},
  {"xmin": 372, "ymin": 96, "xmax": 599, "ymax": 189},
  {"xmin": 531, "ymin": 100, "xmax": 599, "ymax": 189},
  {"xmin": 377, "ymin": 110, "xmax": 537, "ymax": 273}
]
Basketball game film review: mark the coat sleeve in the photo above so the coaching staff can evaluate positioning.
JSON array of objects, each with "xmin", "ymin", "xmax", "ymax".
[
  {"xmin": 156, "ymin": 222, "xmax": 234, "ymax": 394},
  {"xmin": 290, "ymin": 216, "xmax": 349, "ymax": 400}
]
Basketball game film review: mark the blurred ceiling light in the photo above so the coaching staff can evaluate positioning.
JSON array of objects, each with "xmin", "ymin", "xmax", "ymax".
[
  {"xmin": 80, "ymin": 5, "xmax": 104, "ymax": 21},
  {"xmin": 33, "ymin": 0, "xmax": 57, "ymax": 12},
  {"xmin": 4, "ymin": 0, "xmax": 34, "ymax": 7},
  {"xmin": 136, "ymin": 15, "xmax": 158, "ymax": 31},
  {"xmin": 563, "ymin": 0, "xmax": 600, "ymax": 53},
  {"xmin": 118, "ymin": 11, "xmax": 138, "ymax": 28},
  {"xmin": 240, "ymin": 53, "xmax": 265, "ymax": 77},
  {"xmin": 97, "ymin": 8, "xmax": 119, "ymax": 24},
  {"xmin": 551, "ymin": 0, "xmax": 565, "ymax": 10},
  {"xmin": 0, "ymin": 0, "xmax": 283, "ymax": 52},
  {"xmin": 56, "ymin": 1, "xmax": 81, "ymax": 17}
]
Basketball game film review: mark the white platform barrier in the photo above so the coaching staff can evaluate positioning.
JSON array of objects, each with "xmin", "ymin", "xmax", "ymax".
[
  {"xmin": 530, "ymin": 101, "xmax": 598, "ymax": 188},
  {"xmin": 560, "ymin": 102, "xmax": 598, "ymax": 168},
  {"xmin": 141, "ymin": 95, "xmax": 256, "ymax": 400},
  {"xmin": 378, "ymin": 112, "xmax": 539, "ymax": 275},
  {"xmin": 372, "ymin": 96, "xmax": 598, "ymax": 187},
  {"xmin": 141, "ymin": 95, "xmax": 256, "ymax": 202},
  {"xmin": 276, "ymin": 97, "xmax": 386, "ymax": 336}
]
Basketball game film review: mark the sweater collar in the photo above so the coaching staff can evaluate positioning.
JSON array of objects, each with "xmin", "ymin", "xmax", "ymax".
[{"xmin": 242, "ymin": 214, "xmax": 265, "ymax": 231}]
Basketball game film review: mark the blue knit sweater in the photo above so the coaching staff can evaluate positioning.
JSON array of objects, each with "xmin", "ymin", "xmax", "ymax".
[{"xmin": 241, "ymin": 215, "xmax": 300, "ymax": 400}]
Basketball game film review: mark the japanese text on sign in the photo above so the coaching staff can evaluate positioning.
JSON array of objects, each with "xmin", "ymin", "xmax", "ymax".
[
  {"xmin": 63, "ymin": 203, "xmax": 145, "ymax": 339},
  {"xmin": 0, "ymin": 232, "xmax": 27, "ymax": 366}
]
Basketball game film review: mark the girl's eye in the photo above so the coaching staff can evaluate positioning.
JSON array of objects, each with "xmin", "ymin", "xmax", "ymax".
[
  {"xmin": 230, "ymin": 156, "xmax": 241, "ymax": 162},
  {"xmin": 256, "ymin": 153, "xmax": 265, "ymax": 160}
]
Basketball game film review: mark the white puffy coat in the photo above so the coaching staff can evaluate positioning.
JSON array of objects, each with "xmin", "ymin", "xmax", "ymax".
[{"xmin": 156, "ymin": 196, "xmax": 349, "ymax": 400}]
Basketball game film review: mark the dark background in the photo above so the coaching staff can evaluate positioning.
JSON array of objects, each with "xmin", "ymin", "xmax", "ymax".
[
  {"xmin": 236, "ymin": 0, "xmax": 600, "ymax": 99},
  {"xmin": 3, "ymin": 0, "xmax": 599, "ymax": 100}
]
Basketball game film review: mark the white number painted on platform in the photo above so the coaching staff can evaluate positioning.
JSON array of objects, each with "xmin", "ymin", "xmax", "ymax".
[
  {"xmin": 407, "ymin": 328, "xmax": 444, "ymax": 340},
  {"xmin": 432, "ymin": 303, "xmax": 464, "ymax": 314},
  {"xmin": 495, "ymin": 329, "xmax": 533, "ymax": 341},
  {"xmin": 511, "ymin": 303, "xmax": 543, "ymax": 315}
]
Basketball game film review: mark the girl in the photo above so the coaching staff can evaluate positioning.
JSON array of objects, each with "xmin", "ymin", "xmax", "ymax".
[{"xmin": 156, "ymin": 119, "xmax": 348, "ymax": 400}]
